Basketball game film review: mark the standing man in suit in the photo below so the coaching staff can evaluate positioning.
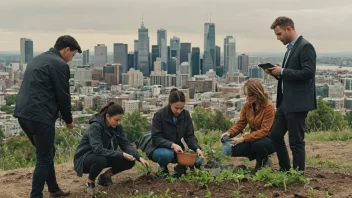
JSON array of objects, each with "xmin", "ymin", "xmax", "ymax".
[{"xmin": 267, "ymin": 16, "xmax": 317, "ymax": 172}]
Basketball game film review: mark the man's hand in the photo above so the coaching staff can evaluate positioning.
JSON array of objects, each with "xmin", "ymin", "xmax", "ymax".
[
  {"xmin": 66, "ymin": 123, "xmax": 74, "ymax": 130},
  {"xmin": 171, "ymin": 143, "xmax": 183, "ymax": 153},
  {"xmin": 268, "ymin": 66, "xmax": 281, "ymax": 76}
]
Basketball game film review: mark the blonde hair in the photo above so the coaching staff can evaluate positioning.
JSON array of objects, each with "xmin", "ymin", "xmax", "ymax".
[{"xmin": 243, "ymin": 79, "xmax": 270, "ymax": 105}]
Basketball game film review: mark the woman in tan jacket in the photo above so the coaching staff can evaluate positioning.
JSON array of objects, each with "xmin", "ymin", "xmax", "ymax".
[{"xmin": 221, "ymin": 79, "xmax": 275, "ymax": 170}]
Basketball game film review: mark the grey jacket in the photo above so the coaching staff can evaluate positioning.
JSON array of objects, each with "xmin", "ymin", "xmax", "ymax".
[{"xmin": 74, "ymin": 115, "xmax": 141, "ymax": 177}]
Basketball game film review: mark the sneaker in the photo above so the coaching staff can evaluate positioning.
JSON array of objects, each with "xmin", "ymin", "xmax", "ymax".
[
  {"xmin": 98, "ymin": 174, "xmax": 113, "ymax": 186},
  {"xmin": 85, "ymin": 182, "xmax": 95, "ymax": 195},
  {"xmin": 50, "ymin": 188, "xmax": 70, "ymax": 197}
]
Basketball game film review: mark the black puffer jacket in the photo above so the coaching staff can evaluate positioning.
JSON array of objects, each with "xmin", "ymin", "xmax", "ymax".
[
  {"xmin": 14, "ymin": 48, "xmax": 72, "ymax": 125},
  {"xmin": 74, "ymin": 115, "xmax": 141, "ymax": 177},
  {"xmin": 143, "ymin": 105, "xmax": 200, "ymax": 158}
]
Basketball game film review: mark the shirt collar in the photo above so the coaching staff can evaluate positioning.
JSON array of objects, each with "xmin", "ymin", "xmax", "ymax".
[{"xmin": 287, "ymin": 35, "xmax": 301, "ymax": 50}]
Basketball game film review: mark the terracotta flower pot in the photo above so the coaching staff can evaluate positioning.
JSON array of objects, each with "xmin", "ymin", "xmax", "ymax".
[{"xmin": 176, "ymin": 152, "xmax": 197, "ymax": 167}]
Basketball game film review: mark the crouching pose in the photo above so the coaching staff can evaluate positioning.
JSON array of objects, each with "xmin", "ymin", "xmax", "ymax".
[
  {"xmin": 74, "ymin": 102, "xmax": 149, "ymax": 194},
  {"xmin": 221, "ymin": 79, "xmax": 276, "ymax": 170}
]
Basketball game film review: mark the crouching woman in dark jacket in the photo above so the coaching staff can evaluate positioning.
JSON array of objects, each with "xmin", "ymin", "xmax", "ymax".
[
  {"xmin": 150, "ymin": 88, "xmax": 204, "ymax": 176},
  {"xmin": 74, "ymin": 102, "xmax": 149, "ymax": 194}
]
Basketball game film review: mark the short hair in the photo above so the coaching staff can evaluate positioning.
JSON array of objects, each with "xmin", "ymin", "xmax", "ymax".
[
  {"xmin": 54, "ymin": 35, "xmax": 82, "ymax": 53},
  {"xmin": 270, "ymin": 16, "xmax": 295, "ymax": 30}
]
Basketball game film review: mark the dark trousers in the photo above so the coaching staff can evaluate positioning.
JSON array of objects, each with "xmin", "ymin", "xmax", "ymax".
[
  {"xmin": 270, "ymin": 106, "xmax": 308, "ymax": 171},
  {"xmin": 231, "ymin": 137, "xmax": 275, "ymax": 160},
  {"xmin": 83, "ymin": 154, "xmax": 135, "ymax": 181},
  {"xmin": 18, "ymin": 118, "xmax": 59, "ymax": 198}
]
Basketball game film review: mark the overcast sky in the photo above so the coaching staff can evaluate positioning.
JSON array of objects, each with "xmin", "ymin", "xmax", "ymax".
[{"xmin": 0, "ymin": 0, "xmax": 351, "ymax": 54}]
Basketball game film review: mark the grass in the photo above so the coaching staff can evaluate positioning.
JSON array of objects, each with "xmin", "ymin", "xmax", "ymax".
[
  {"xmin": 307, "ymin": 155, "xmax": 352, "ymax": 173},
  {"xmin": 306, "ymin": 130, "xmax": 352, "ymax": 141}
]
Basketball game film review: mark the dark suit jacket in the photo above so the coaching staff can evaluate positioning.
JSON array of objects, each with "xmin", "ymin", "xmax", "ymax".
[{"xmin": 276, "ymin": 36, "xmax": 317, "ymax": 112}]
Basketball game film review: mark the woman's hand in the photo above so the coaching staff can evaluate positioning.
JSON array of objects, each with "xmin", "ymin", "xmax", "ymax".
[
  {"xmin": 139, "ymin": 157, "xmax": 149, "ymax": 167},
  {"xmin": 196, "ymin": 148, "xmax": 204, "ymax": 159},
  {"xmin": 123, "ymin": 152, "xmax": 136, "ymax": 161},
  {"xmin": 221, "ymin": 131, "xmax": 231, "ymax": 139},
  {"xmin": 231, "ymin": 137, "xmax": 245, "ymax": 145},
  {"xmin": 171, "ymin": 143, "xmax": 183, "ymax": 153}
]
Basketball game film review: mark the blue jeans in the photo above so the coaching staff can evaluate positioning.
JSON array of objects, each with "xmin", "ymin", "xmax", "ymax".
[{"xmin": 151, "ymin": 148, "xmax": 202, "ymax": 169}]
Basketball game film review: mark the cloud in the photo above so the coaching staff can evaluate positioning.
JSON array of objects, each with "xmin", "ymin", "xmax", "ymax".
[{"xmin": 0, "ymin": 0, "xmax": 351, "ymax": 53}]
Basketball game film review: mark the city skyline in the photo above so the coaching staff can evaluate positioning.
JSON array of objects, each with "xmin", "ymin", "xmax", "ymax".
[{"xmin": 0, "ymin": 0, "xmax": 352, "ymax": 54}]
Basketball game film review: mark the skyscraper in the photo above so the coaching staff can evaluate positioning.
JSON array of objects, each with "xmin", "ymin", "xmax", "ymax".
[
  {"xmin": 138, "ymin": 22, "xmax": 150, "ymax": 76},
  {"xmin": 238, "ymin": 54, "xmax": 249, "ymax": 75},
  {"xmin": 151, "ymin": 45, "xmax": 160, "ymax": 72},
  {"xmin": 170, "ymin": 36, "xmax": 180, "ymax": 71},
  {"xmin": 191, "ymin": 47, "xmax": 200, "ymax": 76},
  {"xmin": 180, "ymin": 43, "xmax": 191, "ymax": 64},
  {"xmin": 203, "ymin": 23, "xmax": 216, "ymax": 73},
  {"xmin": 113, "ymin": 43, "xmax": 128, "ymax": 74},
  {"xmin": 82, "ymin": 50, "xmax": 89, "ymax": 65},
  {"xmin": 94, "ymin": 44, "xmax": 107, "ymax": 68},
  {"xmin": 20, "ymin": 38, "xmax": 33, "ymax": 64},
  {"xmin": 134, "ymin": 40, "xmax": 139, "ymax": 69},
  {"xmin": 128, "ymin": 52, "xmax": 135, "ymax": 70},
  {"xmin": 215, "ymin": 46, "xmax": 222, "ymax": 77},
  {"xmin": 223, "ymin": 36, "xmax": 233, "ymax": 74},
  {"xmin": 157, "ymin": 29, "xmax": 167, "ymax": 65},
  {"xmin": 228, "ymin": 38, "xmax": 237, "ymax": 74}
]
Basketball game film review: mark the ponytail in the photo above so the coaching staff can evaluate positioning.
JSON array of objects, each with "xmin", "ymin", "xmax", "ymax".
[{"xmin": 97, "ymin": 102, "xmax": 124, "ymax": 116}]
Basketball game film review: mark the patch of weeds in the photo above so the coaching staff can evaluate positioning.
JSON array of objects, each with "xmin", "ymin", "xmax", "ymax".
[
  {"xmin": 204, "ymin": 191, "xmax": 212, "ymax": 198},
  {"xmin": 325, "ymin": 191, "xmax": 331, "ymax": 198},
  {"xmin": 233, "ymin": 191, "xmax": 241, "ymax": 198},
  {"xmin": 308, "ymin": 187, "xmax": 317, "ymax": 198},
  {"xmin": 253, "ymin": 167, "xmax": 310, "ymax": 192},
  {"xmin": 256, "ymin": 193, "xmax": 266, "ymax": 198},
  {"xmin": 306, "ymin": 157, "xmax": 352, "ymax": 172}
]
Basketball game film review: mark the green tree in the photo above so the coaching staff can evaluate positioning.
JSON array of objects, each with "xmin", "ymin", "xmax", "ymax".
[
  {"xmin": 0, "ymin": 129, "xmax": 4, "ymax": 140},
  {"xmin": 306, "ymin": 97, "xmax": 348, "ymax": 132},
  {"xmin": 0, "ymin": 105, "xmax": 15, "ymax": 114},
  {"xmin": 213, "ymin": 110, "xmax": 233, "ymax": 132},
  {"xmin": 121, "ymin": 109, "xmax": 150, "ymax": 143},
  {"xmin": 191, "ymin": 106, "xmax": 214, "ymax": 130},
  {"xmin": 344, "ymin": 111, "xmax": 352, "ymax": 128},
  {"xmin": 5, "ymin": 95, "xmax": 16, "ymax": 106}
]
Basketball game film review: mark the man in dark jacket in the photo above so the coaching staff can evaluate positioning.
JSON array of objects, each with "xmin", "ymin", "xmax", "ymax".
[
  {"xmin": 14, "ymin": 35, "xmax": 81, "ymax": 198},
  {"xmin": 267, "ymin": 17, "xmax": 317, "ymax": 172}
]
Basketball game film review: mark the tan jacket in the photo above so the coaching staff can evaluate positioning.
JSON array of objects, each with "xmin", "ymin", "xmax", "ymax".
[{"xmin": 228, "ymin": 101, "xmax": 275, "ymax": 142}]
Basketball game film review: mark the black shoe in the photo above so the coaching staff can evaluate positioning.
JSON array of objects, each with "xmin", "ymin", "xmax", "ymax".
[
  {"xmin": 50, "ymin": 188, "xmax": 70, "ymax": 197},
  {"xmin": 98, "ymin": 174, "xmax": 113, "ymax": 186},
  {"xmin": 255, "ymin": 156, "xmax": 272, "ymax": 171},
  {"xmin": 173, "ymin": 164, "xmax": 187, "ymax": 177}
]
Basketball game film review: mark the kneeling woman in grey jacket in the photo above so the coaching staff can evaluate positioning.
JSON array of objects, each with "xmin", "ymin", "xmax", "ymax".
[{"xmin": 74, "ymin": 102, "xmax": 149, "ymax": 194}]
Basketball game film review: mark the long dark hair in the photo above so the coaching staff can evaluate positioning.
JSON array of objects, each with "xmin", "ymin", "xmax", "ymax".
[
  {"xmin": 97, "ymin": 102, "xmax": 124, "ymax": 117},
  {"xmin": 169, "ymin": 88, "xmax": 185, "ymax": 104}
]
